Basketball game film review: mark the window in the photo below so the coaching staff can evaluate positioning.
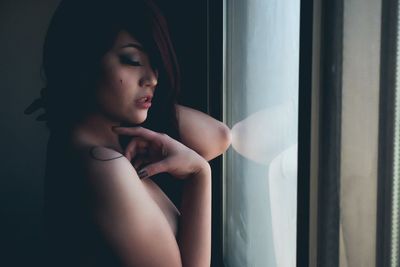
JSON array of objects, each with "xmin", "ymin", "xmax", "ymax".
[{"xmin": 223, "ymin": 0, "xmax": 300, "ymax": 266}]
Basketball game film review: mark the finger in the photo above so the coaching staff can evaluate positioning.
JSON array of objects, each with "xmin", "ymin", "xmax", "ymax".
[
  {"xmin": 137, "ymin": 158, "xmax": 170, "ymax": 179},
  {"xmin": 126, "ymin": 137, "xmax": 152, "ymax": 162},
  {"xmin": 124, "ymin": 139, "xmax": 141, "ymax": 162},
  {"xmin": 132, "ymin": 157, "xmax": 144, "ymax": 170},
  {"xmin": 136, "ymin": 139, "xmax": 150, "ymax": 153}
]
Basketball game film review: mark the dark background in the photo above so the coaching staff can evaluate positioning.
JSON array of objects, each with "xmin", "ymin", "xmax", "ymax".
[{"xmin": 0, "ymin": 0, "xmax": 220, "ymax": 266}]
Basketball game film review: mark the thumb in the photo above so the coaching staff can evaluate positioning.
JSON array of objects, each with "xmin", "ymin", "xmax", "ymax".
[{"xmin": 137, "ymin": 159, "xmax": 170, "ymax": 179}]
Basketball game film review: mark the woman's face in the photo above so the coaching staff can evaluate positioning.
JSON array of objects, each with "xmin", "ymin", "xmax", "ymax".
[{"xmin": 95, "ymin": 30, "xmax": 158, "ymax": 124}]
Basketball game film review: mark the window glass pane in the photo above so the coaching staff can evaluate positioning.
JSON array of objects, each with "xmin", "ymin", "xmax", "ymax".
[{"xmin": 223, "ymin": 0, "xmax": 300, "ymax": 266}]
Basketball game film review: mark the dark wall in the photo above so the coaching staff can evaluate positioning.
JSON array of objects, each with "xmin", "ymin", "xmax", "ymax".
[
  {"xmin": 0, "ymin": 1, "xmax": 208, "ymax": 266},
  {"xmin": 0, "ymin": 1, "xmax": 60, "ymax": 266}
]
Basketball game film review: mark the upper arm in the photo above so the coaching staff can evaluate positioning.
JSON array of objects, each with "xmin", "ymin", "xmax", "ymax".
[
  {"xmin": 176, "ymin": 104, "xmax": 231, "ymax": 161},
  {"xmin": 82, "ymin": 147, "xmax": 182, "ymax": 267}
]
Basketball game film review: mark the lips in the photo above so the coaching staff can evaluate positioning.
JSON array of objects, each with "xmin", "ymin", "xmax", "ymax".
[
  {"xmin": 135, "ymin": 95, "xmax": 153, "ymax": 109},
  {"xmin": 136, "ymin": 96, "xmax": 153, "ymax": 103}
]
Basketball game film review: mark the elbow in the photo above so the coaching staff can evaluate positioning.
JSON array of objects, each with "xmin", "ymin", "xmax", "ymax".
[
  {"xmin": 205, "ymin": 123, "xmax": 231, "ymax": 160},
  {"xmin": 218, "ymin": 122, "xmax": 232, "ymax": 153}
]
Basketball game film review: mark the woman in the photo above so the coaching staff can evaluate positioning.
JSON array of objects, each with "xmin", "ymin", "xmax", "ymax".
[{"xmin": 24, "ymin": 0, "xmax": 231, "ymax": 266}]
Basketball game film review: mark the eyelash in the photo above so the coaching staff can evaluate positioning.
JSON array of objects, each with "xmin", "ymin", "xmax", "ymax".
[{"xmin": 120, "ymin": 56, "xmax": 142, "ymax": 66}]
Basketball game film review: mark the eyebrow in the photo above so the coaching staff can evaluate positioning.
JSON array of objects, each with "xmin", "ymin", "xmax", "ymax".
[{"xmin": 119, "ymin": 43, "xmax": 145, "ymax": 52}]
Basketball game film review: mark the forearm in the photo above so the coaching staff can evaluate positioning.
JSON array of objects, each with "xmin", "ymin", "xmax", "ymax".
[
  {"xmin": 176, "ymin": 104, "xmax": 231, "ymax": 161},
  {"xmin": 177, "ymin": 163, "xmax": 212, "ymax": 267}
]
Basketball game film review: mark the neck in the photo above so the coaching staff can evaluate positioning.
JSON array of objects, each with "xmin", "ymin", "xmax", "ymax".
[{"xmin": 71, "ymin": 112, "xmax": 124, "ymax": 154}]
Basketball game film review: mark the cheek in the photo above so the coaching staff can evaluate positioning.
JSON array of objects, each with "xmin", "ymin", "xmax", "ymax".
[
  {"xmin": 100, "ymin": 69, "xmax": 128, "ymax": 94},
  {"xmin": 108, "ymin": 68, "xmax": 136, "ymax": 90},
  {"xmin": 97, "ymin": 59, "xmax": 139, "ymax": 100},
  {"xmin": 104, "ymin": 70, "xmax": 122, "ymax": 89},
  {"xmin": 96, "ymin": 70, "xmax": 138, "ymax": 110}
]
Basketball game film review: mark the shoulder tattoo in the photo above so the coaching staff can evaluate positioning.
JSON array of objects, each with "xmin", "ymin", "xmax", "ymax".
[{"xmin": 89, "ymin": 146, "xmax": 124, "ymax": 161}]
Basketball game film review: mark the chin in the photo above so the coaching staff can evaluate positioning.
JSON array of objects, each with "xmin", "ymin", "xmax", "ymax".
[{"xmin": 129, "ymin": 112, "xmax": 148, "ymax": 125}]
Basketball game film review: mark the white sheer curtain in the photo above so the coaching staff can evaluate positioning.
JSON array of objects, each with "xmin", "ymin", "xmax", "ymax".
[{"xmin": 224, "ymin": 0, "xmax": 300, "ymax": 266}]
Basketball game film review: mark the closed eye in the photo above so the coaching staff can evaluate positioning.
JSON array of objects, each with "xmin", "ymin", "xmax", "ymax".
[{"xmin": 119, "ymin": 55, "xmax": 142, "ymax": 66}]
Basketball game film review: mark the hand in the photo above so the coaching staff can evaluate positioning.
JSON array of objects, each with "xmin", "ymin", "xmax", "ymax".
[{"xmin": 112, "ymin": 126, "xmax": 209, "ymax": 179}]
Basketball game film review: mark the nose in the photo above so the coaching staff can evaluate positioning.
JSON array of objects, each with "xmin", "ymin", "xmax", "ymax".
[{"xmin": 140, "ymin": 68, "xmax": 158, "ymax": 89}]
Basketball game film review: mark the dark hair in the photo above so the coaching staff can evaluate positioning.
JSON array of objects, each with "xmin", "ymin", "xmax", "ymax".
[{"xmin": 25, "ymin": 0, "xmax": 181, "ymax": 139}]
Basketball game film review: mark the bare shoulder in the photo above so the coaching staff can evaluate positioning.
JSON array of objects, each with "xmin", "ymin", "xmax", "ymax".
[
  {"xmin": 74, "ymin": 145, "xmax": 182, "ymax": 266},
  {"xmin": 69, "ymin": 128, "xmax": 127, "ymax": 165},
  {"xmin": 68, "ymin": 135, "xmax": 182, "ymax": 265},
  {"xmin": 75, "ymin": 145, "xmax": 136, "ymax": 184},
  {"xmin": 66, "ymin": 138, "xmax": 137, "ymax": 193}
]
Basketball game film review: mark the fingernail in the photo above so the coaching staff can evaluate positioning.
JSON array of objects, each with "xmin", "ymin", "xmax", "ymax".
[{"xmin": 138, "ymin": 169, "xmax": 148, "ymax": 179}]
